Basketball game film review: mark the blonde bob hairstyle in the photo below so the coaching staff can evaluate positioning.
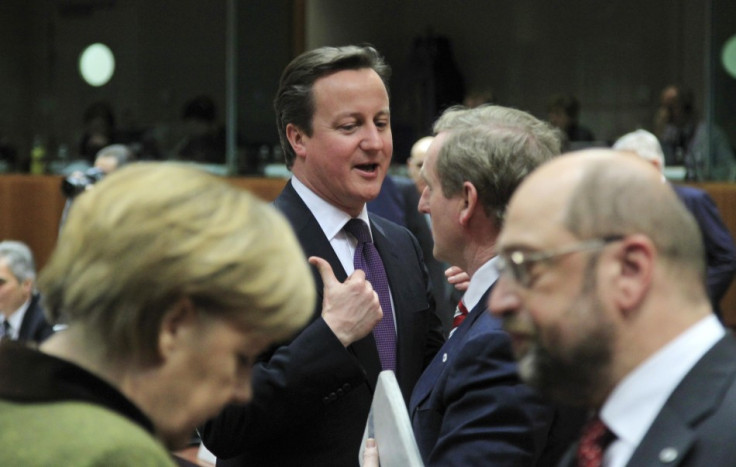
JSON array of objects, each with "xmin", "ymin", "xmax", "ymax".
[{"xmin": 40, "ymin": 162, "xmax": 314, "ymax": 364}]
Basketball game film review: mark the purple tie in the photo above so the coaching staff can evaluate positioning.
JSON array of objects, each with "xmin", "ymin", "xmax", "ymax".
[{"xmin": 344, "ymin": 218, "xmax": 397, "ymax": 371}]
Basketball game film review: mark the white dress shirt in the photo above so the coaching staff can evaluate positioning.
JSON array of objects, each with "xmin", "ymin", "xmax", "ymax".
[
  {"xmin": 291, "ymin": 176, "xmax": 397, "ymax": 330},
  {"xmin": 600, "ymin": 314, "xmax": 725, "ymax": 467},
  {"xmin": 461, "ymin": 257, "xmax": 500, "ymax": 312}
]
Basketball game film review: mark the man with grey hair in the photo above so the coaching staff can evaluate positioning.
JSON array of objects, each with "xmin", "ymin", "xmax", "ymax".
[
  {"xmin": 0, "ymin": 241, "xmax": 54, "ymax": 343},
  {"xmin": 490, "ymin": 149, "xmax": 736, "ymax": 466},
  {"xmin": 406, "ymin": 104, "xmax": 561, "ymax": 465},
  {"xmin": 93, "ymin": 143, "xmax": 134, "ymax": 174},
  {"xmin": 613, "ymin": 129, "xmax": 736, "ymax": 319}
]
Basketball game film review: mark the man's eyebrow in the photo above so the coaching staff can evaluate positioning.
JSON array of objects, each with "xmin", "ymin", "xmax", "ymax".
[{"xmin": 498, "ymin": 243, "xmax": 536, "ymax": 254}]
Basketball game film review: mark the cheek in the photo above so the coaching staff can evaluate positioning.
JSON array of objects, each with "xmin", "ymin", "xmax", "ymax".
[{"xmin": 383, "ymin": 134, "xmax": 393, "ymax": 154}]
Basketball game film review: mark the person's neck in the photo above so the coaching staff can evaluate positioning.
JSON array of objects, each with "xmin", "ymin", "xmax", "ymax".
[
  {"xmin": 41, "ymin": 326, "xmax": 126, "ymax": 388},
  {"xmin": 462, "ymin": 237, "xmax": 498, "ymax": 278}
]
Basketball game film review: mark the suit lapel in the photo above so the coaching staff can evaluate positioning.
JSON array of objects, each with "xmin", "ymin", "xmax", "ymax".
[
  {"xmin": 275, "ymin": 182, "xmax": 382, "ymax": 390},
  {"xmin": 274, "ymin": 181, "xmax": 347, "ymax": 282},
  {"xmin": 409, "ymin": 287, "xmax": 494, "ymax": 412}
]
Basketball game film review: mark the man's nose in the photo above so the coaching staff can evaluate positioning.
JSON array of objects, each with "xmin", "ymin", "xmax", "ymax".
[
  {"xmin": 418, "ymin": 186, "xmax": 430, "ymax": 214},
  {"xmin": 360, "ymin": 124, "xmax": 385, "ymax": 151}
]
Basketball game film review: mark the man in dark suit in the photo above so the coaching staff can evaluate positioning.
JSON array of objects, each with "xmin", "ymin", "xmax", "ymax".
[
  {"xmin": 408, "ymin": 105, "xmax": 561, "ymax": 465},
  {"xmin": 0, "ymin": 241, "xmax": 54, "ymax": 343},
  {"xmin": 490, "ymin": 150, "xmax": 736, "ymax": 466},
  {"xmin": 613, "ymin": 129, "xmax": 736, "ymax": 319},
  {"xmin": 201, "ymin": 45, "xmax": 444, "ymax": 467}
]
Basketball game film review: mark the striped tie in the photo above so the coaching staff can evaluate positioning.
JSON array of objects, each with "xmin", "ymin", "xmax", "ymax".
[{"xmin": 449, "ymin": 300, "xmax": 468, "ymax": 338}]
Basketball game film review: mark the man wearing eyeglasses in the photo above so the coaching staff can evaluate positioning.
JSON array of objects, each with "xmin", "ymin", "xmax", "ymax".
[
  {"xmin": 490, "ymin": 150, "xmax": 736, "ymax": 466},
  {"xmin": 405, "ymin": 104, "xmax": 563, "ymax": 466}
]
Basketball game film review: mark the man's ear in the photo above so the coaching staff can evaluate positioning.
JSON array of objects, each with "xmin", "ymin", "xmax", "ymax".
[
  {"xmin": 158, "ymin": 297, "xmax": 197, "ymax": 360},
  {"xmin": 286, "ymin": 123, "xmax": 308, "ymax": 160},
  {"xmin": 458, "ymin": 181, "xmax": 478, "ymax": 226},
  {"xmin": 612, "ymin": 234, "xmax": 654, "ymax": 315}
]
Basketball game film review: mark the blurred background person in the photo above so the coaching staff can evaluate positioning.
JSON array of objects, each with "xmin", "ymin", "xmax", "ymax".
[
  {"xmin": 462, "ymin": 88, "xmax": 496, "ymax": 108},
  {"xmin": 613, "ymin": 129, "xmax": 736, "ymax": 319},
  {"xmin": 78, "ymin": 101, "xmax": 119, "ymax": 164},
  {"xmin": 59, "ymin": 143, "xmax": 137, "ymax": 232},
  {"xmin": 406, "ymin": 136, "xmax": 434, "ymax": 194},
  {"xmin": 0, "ymin": 162, "xmax": 314, "ymax": 465},
  {"xmin": 92, "ymin": 143, "xmax": 136, "ymax": 174},
  {"xmin": 547, "ymin": 93, "xmax": 595, "ymax": 150},
  {"xmin": 654, "ymin": 84, "xmax": 736, "ymax": 181},
  {"xmin": 173, "ymin": 95, "xmax": 227, "ymax": 164},
  {"xmin": 0, "ymin": 240, "xmax": 54, "ymax": 343}
]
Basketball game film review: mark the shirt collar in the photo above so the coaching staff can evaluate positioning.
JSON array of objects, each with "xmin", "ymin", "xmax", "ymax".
[
  {"xmin": 601, "ymin": 314, "xmax": 724, "ymax": 462},
  {"xmin": 463, "ymin": 257, "xmax": 499, "ymax": 311},
  {"xmin": 291, "ymin": 176, "xmax": 371, "ymax": 240}
]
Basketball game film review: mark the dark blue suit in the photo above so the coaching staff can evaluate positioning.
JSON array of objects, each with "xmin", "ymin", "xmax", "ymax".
[
  {"xmin": 202, "ymin": 180, "xmax": 444, "ymax": 467},
  {"xmin": 674, "ymin": 185, "xmax": 736, "ymax": 317},
  {"xmin": 409, "ymin": 287, "xmax": 553, "ymax": 466}
]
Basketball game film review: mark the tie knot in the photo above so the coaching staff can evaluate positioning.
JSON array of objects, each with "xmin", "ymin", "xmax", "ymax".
[
  {"xmin": 344, "ymin": 218, "xmax": 372, "ymax": 244},
  {"xmin": 577, "ymin": 416, "xmax": 615, "ymax": 467}
]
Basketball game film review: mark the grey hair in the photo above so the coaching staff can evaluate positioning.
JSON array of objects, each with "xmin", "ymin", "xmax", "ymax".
[
  {"xmin": 0, "ymin": 240, "xmax": 36, "ymax": 283},
  {"xmin": 433, "ymin": 105, "xmax": 562, "ymax": 227},
  {"xmin": 612, "ymin": 129, "xmax": 666, "ymax": 172},
  {"xmin": 95, "ymin": 144, "xmax": 135, "ymax": 167}
]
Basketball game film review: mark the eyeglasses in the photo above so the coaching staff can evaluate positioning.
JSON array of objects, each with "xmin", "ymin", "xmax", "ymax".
[{"xmin": 496, "ymin": 235, "xmax": 624, "ymax": 288}]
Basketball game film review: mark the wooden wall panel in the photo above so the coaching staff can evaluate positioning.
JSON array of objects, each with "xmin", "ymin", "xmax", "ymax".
[{"xmin": 0, "ymin": 175, "xmax": 287, "ymax": 271}]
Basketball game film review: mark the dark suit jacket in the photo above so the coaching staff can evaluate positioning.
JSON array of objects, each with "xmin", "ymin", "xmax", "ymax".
[
  {"xmin": 17, "ymin": 294, "xmax": 54, "ymax": 343},
  {"xmin": 673, "ymin": 185, "xmax": 736, "ymax": 317},
  {"xmin": 409, "ymin": 287, "xmax": 553, "ymax": 466},
  {"xmin": 559, "ymin": 333, "xmax": 736, "ymax": 467},
  {"xmin": 202, "ymin": 180, "xmax": 444, "ymax": 467}
]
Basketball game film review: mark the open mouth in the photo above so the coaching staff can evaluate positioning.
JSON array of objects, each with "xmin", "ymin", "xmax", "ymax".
[{"xmin": 355, "ymin": 163, "xmax": 379, "ymax": 173}]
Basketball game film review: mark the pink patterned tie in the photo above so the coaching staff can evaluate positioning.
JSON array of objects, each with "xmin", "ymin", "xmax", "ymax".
[
  {"xmin": 577, "ymin": 416, "xmax": 615, "ymax": 467},
  {"xmin": 344, "ymin": 219, "xmax": 397, "ymax": 371}
]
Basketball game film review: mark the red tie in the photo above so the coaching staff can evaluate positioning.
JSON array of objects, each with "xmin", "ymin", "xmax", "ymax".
[
  {"xmin": 577, "ymin": 416, "xmax": 615, "ymax": 467},
  {"xmin": 451, "ymin": 300, "xmax": 469, "ymax": 333}
]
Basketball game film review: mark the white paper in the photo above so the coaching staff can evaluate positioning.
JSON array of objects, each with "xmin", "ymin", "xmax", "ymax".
[{"xmin": 359, "ymin": 370, "xmax": 424, "ymax": 467}]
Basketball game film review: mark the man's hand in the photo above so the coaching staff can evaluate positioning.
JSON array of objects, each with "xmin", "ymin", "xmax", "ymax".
[
  {"xmin": 362, "ymin": 438, "xmax": 379, "ymax": 467},
  {"xmin": 445, "ymin": 265, "xmax": 470, "ymax": 292},
  {"xmin": 309, "ymin": 256, "xmax": 382, "ymax": 347}
]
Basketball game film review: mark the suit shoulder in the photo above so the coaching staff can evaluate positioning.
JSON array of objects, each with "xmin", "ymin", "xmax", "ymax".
[{"xmin": 673, "ymin": 184, "xmax": 707, "ymax": 200}]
